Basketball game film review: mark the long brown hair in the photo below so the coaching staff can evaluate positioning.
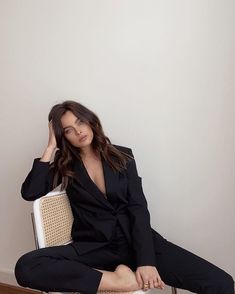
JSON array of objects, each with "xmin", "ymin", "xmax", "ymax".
[{"xmin": 48, "ymin": 100, "xmax": 133, "ymax": 190}]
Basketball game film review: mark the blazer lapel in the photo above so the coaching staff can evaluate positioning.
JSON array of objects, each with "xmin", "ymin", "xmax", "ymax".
[
  {"xmin": 73, "ymin": 156, "xmax": 119, "ymax": 210},
  {"xmin": 102, "ymin": 156, "xmax": 121, "ymax": 205}
]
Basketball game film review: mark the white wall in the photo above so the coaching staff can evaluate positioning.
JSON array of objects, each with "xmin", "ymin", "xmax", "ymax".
[{"xmin": 0, "ymin": 0, "xmax": 234, "ymax": 292}]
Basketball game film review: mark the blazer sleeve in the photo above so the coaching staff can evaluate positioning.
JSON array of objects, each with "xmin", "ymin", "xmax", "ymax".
[
  {"xmin": 21, "ymin": 157, "xmax": 60, "ymax": 201},
  {"xmin": 126, "ymin": 148, "xmax": 156, "ymax": 267}
]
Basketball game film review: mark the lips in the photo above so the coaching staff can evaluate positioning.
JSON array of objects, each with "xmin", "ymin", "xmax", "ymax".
[{"xmin": 79, "ymin": 135, "xmax": 88, "ymax": 142}]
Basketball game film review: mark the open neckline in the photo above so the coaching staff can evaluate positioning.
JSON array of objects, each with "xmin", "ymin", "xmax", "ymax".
[{"xmin": 81, "ymin": 157, "xmax": 107, "ymax": 198}]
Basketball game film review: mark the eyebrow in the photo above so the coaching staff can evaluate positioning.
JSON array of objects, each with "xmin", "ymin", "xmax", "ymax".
[{"xmin": 63, "ymin": 118, "xmax": 80, "ymax": 130}]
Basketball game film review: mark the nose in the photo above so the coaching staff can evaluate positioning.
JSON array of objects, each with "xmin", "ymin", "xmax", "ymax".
[{"xmin": 74, "ymin": 127, "xmax": 82, "ymax": 135}]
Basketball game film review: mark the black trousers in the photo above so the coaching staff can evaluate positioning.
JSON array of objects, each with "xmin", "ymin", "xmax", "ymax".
[{"xmin": 15, "ymin": 231, "xmax": 234, "ymax": 294}]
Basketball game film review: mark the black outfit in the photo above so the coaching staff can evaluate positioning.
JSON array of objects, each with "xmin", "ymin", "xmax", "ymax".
[{"xmin": 15, "ymin": 145, "xmax": 234, "ymax": 294}]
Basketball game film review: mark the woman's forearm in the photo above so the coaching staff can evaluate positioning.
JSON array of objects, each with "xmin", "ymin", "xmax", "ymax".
[{"xmin": 40, "ymin": 146, "xmax": 57, "ymax": 162}]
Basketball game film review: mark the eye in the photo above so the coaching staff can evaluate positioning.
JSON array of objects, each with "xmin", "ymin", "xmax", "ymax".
[{"xmin": 64, "ymin": 128, "xmax": 73, "ymax": 135}]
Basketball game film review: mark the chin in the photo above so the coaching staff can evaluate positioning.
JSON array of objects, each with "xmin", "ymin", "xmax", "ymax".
[
  {"xmin": 79, "ymin": 140, "xmax": 93, "ymax": 148},
  {"xmin": 71, "ymin": 136, "xmax": 93, "ymax": 148}
]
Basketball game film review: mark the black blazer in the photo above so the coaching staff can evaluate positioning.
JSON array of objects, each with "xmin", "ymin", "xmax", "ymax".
[{"xmin": 21, "ymin": 145, "xmax": 166, "ymax": 267}]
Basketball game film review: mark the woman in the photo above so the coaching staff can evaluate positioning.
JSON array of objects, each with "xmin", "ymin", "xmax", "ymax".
[{"xmin": 15, "ymin": 100, "xmax": 234, "ymax": 294}]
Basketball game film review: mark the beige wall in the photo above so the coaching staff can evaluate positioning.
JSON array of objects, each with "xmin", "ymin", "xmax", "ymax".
[{"xmin": 0, "ymin": 0, "xmax": 234, "ymax": 292}]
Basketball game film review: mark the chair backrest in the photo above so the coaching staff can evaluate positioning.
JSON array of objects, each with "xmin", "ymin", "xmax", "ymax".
[{"xmin": 33, "ymin": 190, "xmax": 74, "ymax": 248}]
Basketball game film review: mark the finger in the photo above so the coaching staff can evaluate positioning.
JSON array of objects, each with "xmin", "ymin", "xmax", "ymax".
[
  {"xmin": 154, "ymin": 280, "xmax": 161, "ymax": 289},
  {"xmin": 141, "ymin": 275, "xmax": 147, "ymax": 289},
  {"xmin": 157, "ymin": 274, "xmax": 165, "ymax": 289},
  {"xmin": 160, "ymin": 280, "xmax": 165, "ymax": 289},
  {"xmin": 143, "ymin": 279, "xmax": 150, "ymax": 291},
  {"xmin": 156, "ymin": 272, "xmax": 165, "ymax": 289},
  {"xmin": 155, "ymin": 276, "xmax": 163, "ymax": 289},
  {"xmin": 156, "ymin": 277, "xmax": 164, "ymax": 290},
  {"xmin": 143, "ymin": 283, "xmax": 149, "ymax": 291},
  {"xmin": 48, "ymin": 121, "xmax": 53, "ymax": 132},
  {"xmin": 135, "ymin": 271, "xmax": 143, "ymax": 288},
  {"xmin": 149, "ymin": 279, "xmax": 154, "ymax": 289},
  {"xmin": 49, "ymin": 121, "xmax": 54, "ymax": 131}
]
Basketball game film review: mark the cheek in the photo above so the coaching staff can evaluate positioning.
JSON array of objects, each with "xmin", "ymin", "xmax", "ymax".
[
  {"xmin": 86, "ymin": 126, "xmax": 94, "ymax": 137},
  {"xmin": 65, "ymin": 138, "xmax": 73, "ymax": 145},
  {"xmin": 64, "ymin": 135, "xmax": 76, "ymax": 145}
]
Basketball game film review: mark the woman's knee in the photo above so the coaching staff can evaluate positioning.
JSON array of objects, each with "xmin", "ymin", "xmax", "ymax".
[
  {"xmin": 210, "ymin": 269, "xmax": 234, "ymax": 293},
  {"xmin": 14, "ymin": 251, "xmax": 37, "ymax": 287},
  {"xmin": 217, "ymin": 271, "xmax": 234, "ymax": 293}
]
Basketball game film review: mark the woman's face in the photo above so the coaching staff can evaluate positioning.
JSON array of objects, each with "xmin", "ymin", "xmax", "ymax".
[{"xmin": 60, "ymin": 110, "xmax": 94, "ymax": 149}]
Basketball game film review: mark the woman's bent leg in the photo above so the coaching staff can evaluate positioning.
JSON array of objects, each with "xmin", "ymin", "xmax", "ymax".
[
  {"xmin": 15, "ymin": 244, "xmax": 102, "ymax": 294},
  {"xmin": 155, "ymin": 240, "xmax": 234, "ymax": 294},
  {"xmin": 15, "ymin": 242, "xmax": 140, "ymax": 294}
]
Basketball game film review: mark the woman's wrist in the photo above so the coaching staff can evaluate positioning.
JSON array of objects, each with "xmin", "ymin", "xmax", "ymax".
[
  {"xmin": 40, "ymin": 146, "xmax": 57, "ymax": 162},
  {"xmin": 47, "ymin": 144, "xmax": 57, "ymax": 151}
]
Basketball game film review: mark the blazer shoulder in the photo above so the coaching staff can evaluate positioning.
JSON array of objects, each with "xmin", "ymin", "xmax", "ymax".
[{"xmin": 113, "ymin": 144, "xmax": 133, "ymax": 156}]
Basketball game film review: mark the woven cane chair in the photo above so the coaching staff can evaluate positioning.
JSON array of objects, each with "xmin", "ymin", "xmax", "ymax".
[{"xmin": 32, "ymin": 191, "xmax": 177, "ymax": 294}]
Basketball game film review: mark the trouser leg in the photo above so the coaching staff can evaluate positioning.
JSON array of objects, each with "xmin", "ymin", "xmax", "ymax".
[
  {"xmin": 15, "ymin": 241, "xmax": 135, "ymax": 294},
  {"xmin": 154, "ymin": 240, "xmax": 234, "ymax": 294},
  {"xmin": 15, "ymin": 244, "xmax": 103, "ymax": 294}
]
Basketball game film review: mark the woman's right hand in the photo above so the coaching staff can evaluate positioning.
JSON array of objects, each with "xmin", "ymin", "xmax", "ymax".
[
  {"xmin": 40, "ymin": 121, "xmax": 58, "ymax": 162},
  {"xmin": 48, "ymin": 120, "xmax": 57, "ymax": 150}
]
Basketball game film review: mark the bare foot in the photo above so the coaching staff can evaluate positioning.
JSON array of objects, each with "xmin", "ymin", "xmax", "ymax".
[{"xmin": 114, "ymin": 264, "xmax": 141, "ymax": 292}]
